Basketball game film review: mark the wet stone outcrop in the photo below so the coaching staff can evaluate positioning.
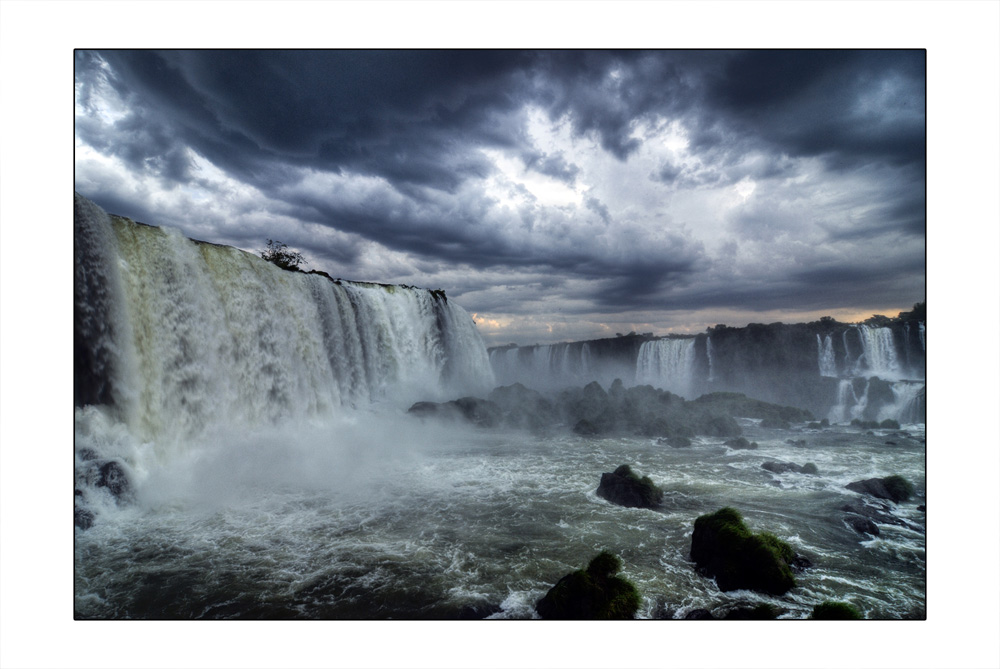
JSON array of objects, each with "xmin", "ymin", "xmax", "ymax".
[
  {"xmin": 596, "ymin": 465, "xmax": 663, "ymax": 509},
  {"xmin": 845, "ymin": 475, "xmax": 915, "ymax": 503},
  {"xmin": 535, "ymin": 551, "xmax": 641, "ymax": 620},
  {"xmin": 762, "ymin": 461, "xmax": 818, "ymax": 475},
  {"xmin": 407, "ymin": 396, "xmax": 503, "ymax": 427},
  {"xmin": 690, "ymin": 507, "xmax": 799, "ymax": 595}
]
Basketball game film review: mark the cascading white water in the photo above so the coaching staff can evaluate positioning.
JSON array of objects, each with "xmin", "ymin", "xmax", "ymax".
[
  {"xmin": 828, "ymin": 379, "xmax": 865, "ymax": 423},
  {"xmin": 74, "ymin": 194, "xmax": 494, "ymax": 445},
  {"xmin": 706, "ymin": 336, "xmax": 715, "ymax": 382},
  {"xmin": 488, "ymin": 342, "xmax": 594, "ymax": 389},
  {"xmin": 635, "ymin": 338, "xmax": 698, "ymax": 397},
  {"xmin": 856, "ymin": 325, "xmax": 902, "ymax": 379},
  {"xmin": 878, "ymin": 381, "xmax": 925, "ymax": 423},
  {"xmin": 817, "ymin": 334, "xmax": 837, "ymax": 377}
]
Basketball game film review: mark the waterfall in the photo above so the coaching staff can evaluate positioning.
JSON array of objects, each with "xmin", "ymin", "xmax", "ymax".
[
  {"xmin": 856, "ymin": 325, "xmax": 902, "ymax": 379},
  {"xmin": 817, "ymin": 334, "xmax": 837, "ymax": 377},
  {"xmin": 706, "ymin": 336, "xmax": 715, "ymax": 382},
  {"xmin": 489, "ymin": 342, "xmax": 594, "ymax": 389},
  {"xmin": 635, "ymin": 338, "xmax": 698, "ymax": 397},
  {"xmin": 842, "ymin": 329, "xmax": 854, "ymax": 371},
  {"xmin": 879, "ymin": 381, "xmax": 926, "ymax": 424},
  {"xmin": 74, "ymin": 194, "xmax": 494, "ymax": 443}
]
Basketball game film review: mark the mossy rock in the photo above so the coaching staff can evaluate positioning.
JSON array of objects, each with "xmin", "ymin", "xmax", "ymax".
[
  {"xmin": 846, "ymin": 474, "xmax": 915, "ymax": 503},
  {"xmin": 535, "ymin": 551, "xmax": 641, "ymax": 619},
  {"xmin": 879, "ymin": 418, "xmax": 901, "ymax": 429},
  {"xmin": 597, "ymin": 465, "xmax": 664, "ymax": 508},
  {"xmin": 723, "ymin": 603, "xmax": 780, "ymax": 620},
  {"xmin": 760, "ymin": 416, "xmax": 791, "ymax": 429},
  {"xmin": 690, "ymin": 507, "xmax": 796, "ymax": 595},
  {"xmin": 811, "ymin": 601, "xmax": 863, "ymax": 620}
]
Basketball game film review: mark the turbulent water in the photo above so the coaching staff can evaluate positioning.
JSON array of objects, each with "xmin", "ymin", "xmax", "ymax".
[
  {"xmin": 75, "ymin": 412, "xmax": 925, "ymax": 620},
  {"xmin": 74, "ymin": 194, "xmax": 925, "ymax": 621}
]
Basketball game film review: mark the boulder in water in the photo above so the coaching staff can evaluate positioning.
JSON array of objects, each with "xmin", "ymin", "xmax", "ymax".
[
  {"xmin": 690, "ymin": 507, "xmax": 797, "ymax": 595},
  {"xmin": 723, "ymin": 603, "xmax": 780, "ymax": 620},
  {"xmin": 845, "ymin": 474, "xmax": 915, "ymax": 503},
  {"xmin": 596, "ymin": 465, "xmax": 663, "ymax": 508},
  {"xmin": 811, "ymin": 601, "xmax": 863, "ymax": 620},
  {"xmin": 98, "ymin": 461, "xmax": 130, "ymax": 498},
  {"xmin": 845, "ymin": 514, "xmax": 880, "ymax": 537},
  {"xmin": 725, "ymin": 437, "xmax": 758, "ymax": 450},
  {"xmin": 684, "ymin": 608, "xmax": 714, "ymax": 620},
  {"xmin": 762, "ymin": 461, "xmax": 818, "ymax": 475},
  {"xmin": 407, "ymin": 397, "xmax": 502, "ymax": 428},
  {"xmin": 535, "ymin": 551, "xmax": 641, "ymax": 619},
  {"xmin": 488, "ymin": 383, "xmax": 557, "ymax": 432}
]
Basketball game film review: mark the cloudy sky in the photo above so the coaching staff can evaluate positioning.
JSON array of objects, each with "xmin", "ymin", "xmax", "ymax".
[{"xmin": 74, "ymin": 49, "xmax": 925, "ymax": 346}]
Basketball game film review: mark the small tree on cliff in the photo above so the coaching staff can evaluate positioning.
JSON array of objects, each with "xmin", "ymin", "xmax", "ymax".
[{"xmin": 260, "ymin": 239, "xmax": 305, "ymax": 271}]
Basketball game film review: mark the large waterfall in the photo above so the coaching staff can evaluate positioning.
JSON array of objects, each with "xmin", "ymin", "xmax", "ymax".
[
  {"xmin": 635, "ymin": 337, "xmax": 698, "ymax": 396},
  {"xmin": 74, "ymin": 193, "xmax": 494, "ymax": 443},
  {"xmin": 855, "ymin": 324, "xmax": 902, "ymax": 379}
]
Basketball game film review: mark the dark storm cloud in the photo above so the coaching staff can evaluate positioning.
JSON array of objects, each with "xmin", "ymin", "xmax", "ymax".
[
  {"xmin": 75, "ymin": 49, "xmax": 925, "ymax": 334},
  {"xmin": 701, "ymin": 50, "xmax": 925, "ymax": 171}
]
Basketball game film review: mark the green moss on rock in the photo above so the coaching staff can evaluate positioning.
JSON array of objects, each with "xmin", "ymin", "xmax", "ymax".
[
  {"xmin": 596, "ymin": 465, "xmax": 664, "ymax": 508},
  {"xmin": 882, "ymin": 474, "xmax": 915, "ymax": 502},
  {"xmin": 811, "ymin": 601, "xmax": 863, "ymax": 620},
  {"xmin": 690, "ymin": 507, "xmax": 796, "ymax": 595},
  {"xmin": 535, "ymin": 551, "xmax": 641, "ymax": 619}
]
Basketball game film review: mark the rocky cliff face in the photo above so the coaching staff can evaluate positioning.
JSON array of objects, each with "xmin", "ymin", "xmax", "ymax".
[{"xmin": 488, "ymin": 308, "xmax": 926, "ymax": 422}]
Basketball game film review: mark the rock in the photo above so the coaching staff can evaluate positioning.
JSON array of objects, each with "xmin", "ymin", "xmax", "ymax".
[
  {"xmin": 811, "ymin": 601, "xmax": 863, "ymax": 620},
  {"xmin": 839, "ymin": 502, "xmax": 921, "ymax": 532},
  {"xmin": 684, "ymin": 608, "xmax": 714, "ymax": 620},
  {"xmin": 762, "ymin": 461, "xmax": 819, "ymax": 475},
  {"xmin": 725, "ymin": 437, "xmax": 758, "ymax": 450},
  {"xmin": 845, "ymin": 515, "xmax": 880, "ymax": 537},
  {"xmin": 660, "ymin": 435, "xmax": 692, "ymax": 448},
  {"xmin": 690, "ymin": 507, "xmax": 796, "ymax": 595},
  {"xmin": 535, "ymin": 551, "xmax": 641, "ymax": 619},
  {"xmin": 789, "ymin": 555, "xmax": 813, "ymax": 573},
  {"xmin": 407, "ymin": 397, "xmax": 502, "ymax": 428},
  {"xmin": 573, "ymin": 419, "xmax": 599, "ymax": 436},
  {"xmin": 723, "ymin": 603, "xmax": 780, "ymax": 620},
  {"xmin": 488, "ymin": 383, "xmax": 556, "ymax": 432},
  {"xmin": 451, "ymin": 396, "xmax": 503, "ymax": 427},
  {"xmin": 74, "ymin": 505, "xmax": 95, "ymax": 529},
  {"xmin": 596, "ymin": 465, "xmax": 663, "ymax": 508},
  {"xmin": 455, "ymin": 603, "xmax": 502, "ymax": 619},
  {"xmin": 917, "ymin": 505, "xmax": 925, "ymax": 512},
  {"xmin": 97, "ymin": 460, "xmax": 130, "ymax": 499},
  {"xmin": 762, "ymin": 461, "xmax": 798, "ymax": 474},
  {"xmin": 845, "ymin": 475, "xmax": 915, "ymax": 503}
]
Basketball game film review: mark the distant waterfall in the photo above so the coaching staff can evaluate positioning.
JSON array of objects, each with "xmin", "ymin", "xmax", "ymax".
[
  {"xmin": 488, "ymin": 342, "xmax": 593, "ymax": 389},
  {"xmin": 817, "ymin": 334, "xmax": 837, "ymax": 377},
  {"xmin": 829, "ymin": 379, "xmax": 866, "ymax": 423},
  {"xmin": 635, "ymin": 338, "xmax": 698, "ymax": 397},
  {"xmin": 856, "ymin": 325, "xmax": 902, "ymax": 379},
  {"xmin": 706, "ymin": 336, "xmax": 715, "ymax": 382},
  {"xmin": 74, "ymin": 194, "xmax": 494, "ymax": 442}
]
